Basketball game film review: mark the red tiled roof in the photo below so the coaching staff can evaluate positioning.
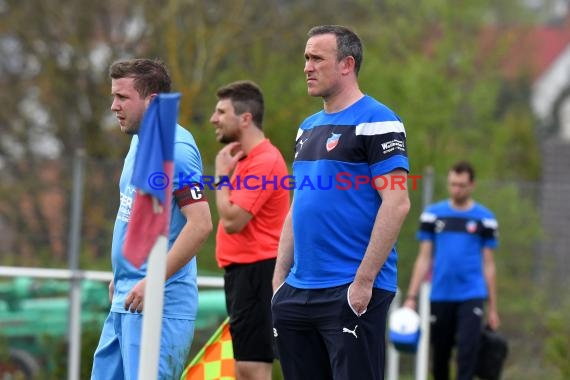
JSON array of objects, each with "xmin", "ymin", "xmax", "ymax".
[{"xmin": 480, "ymin": 21, "xmax": 570, "ymax": 81}]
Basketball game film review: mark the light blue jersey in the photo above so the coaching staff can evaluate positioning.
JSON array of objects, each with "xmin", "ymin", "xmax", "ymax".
[{"xmin": 110, "ymin": 125, "xmax": 203, "ymax": 319}]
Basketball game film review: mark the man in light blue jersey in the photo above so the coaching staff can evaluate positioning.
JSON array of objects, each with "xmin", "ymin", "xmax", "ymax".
[
  {"xmin": 271, "ymin": 25, "xmax": 411, "ymax": 380},
  {"xmin": 91, "ymin": 58, "xmax": 212, "ymax": 380},
  {"xmin": 404, "ymin": 161, "xmax": 500, "ymax": 380}
]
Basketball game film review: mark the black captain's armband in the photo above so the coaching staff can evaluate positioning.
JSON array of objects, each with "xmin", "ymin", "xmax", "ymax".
[{"xmin": 174, "ymin": 183, "xmax": 207, "ymax": 207}]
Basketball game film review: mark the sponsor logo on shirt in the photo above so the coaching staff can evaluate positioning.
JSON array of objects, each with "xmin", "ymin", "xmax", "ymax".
[
  {"xmin": 117, "ymin": 185, "xmax": 136, "ymax": 222},
  {"xmin": 381, "ymin": 139, "xmax": 406, "ymax": 154},
  {"xmin": 435, "ymin": 220, "xmax": 446, "ymax": 233}
]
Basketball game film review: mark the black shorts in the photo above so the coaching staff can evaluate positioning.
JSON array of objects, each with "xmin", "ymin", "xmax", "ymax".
[
  {"xmin": 223, "ymin": 258, "xmax": 276, "ymax": 362},
  {"xmin": 272, "ymin": 282, "xmax": 395, "ymax": 380}
]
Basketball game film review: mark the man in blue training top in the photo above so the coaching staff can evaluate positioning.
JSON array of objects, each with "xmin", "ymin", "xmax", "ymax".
[
  {"xmin": 91, "ymin": 58, "xmax": 212, "ymax": 380},
  {"xmin": 271, "ymin": 25, "xmax": 411, "ymax": 380},
  {"xmin": 404, "ymin": 160, "xmax": 500, "ymax": 380}
]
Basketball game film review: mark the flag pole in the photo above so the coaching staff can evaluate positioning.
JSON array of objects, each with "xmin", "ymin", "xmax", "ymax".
[
  {"xmin": 125, "ymin": 93, "xmax": 180, "ymax": 379},
  {"xmin": 137, "ymin": 235, "xmax": 168, "ymax": 380}
]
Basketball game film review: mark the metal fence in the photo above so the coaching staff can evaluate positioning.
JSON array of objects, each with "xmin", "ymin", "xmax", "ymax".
[{"xmin": 0, "ymin": 155, "xmax": 555, "ymax": 276}]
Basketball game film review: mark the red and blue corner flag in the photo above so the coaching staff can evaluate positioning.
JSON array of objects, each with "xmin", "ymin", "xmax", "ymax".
[{"xmin": 123, "ymin": 93, "xmax": 181, "ymax": 268}]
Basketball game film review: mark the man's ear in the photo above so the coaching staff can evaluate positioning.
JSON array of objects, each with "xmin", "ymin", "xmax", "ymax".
[
  {"xmin": 145, "ymin": 93, "xmax": 158, "ymax": 106},
  {"xmin": 240, "ymin": 112, "xmax": 253, "ymax": 126},
  {"xmin": 342, "ymin": 56, "xmax": 356, "ymax": 75}
]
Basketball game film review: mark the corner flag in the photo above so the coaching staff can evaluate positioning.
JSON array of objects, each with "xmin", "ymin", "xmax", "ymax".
[
  {"xmin": 123, "ymin": 93, "xmax": 180, "ymax": 268},
  {"xmin": 181, "ymin": 318, "xmax": 235, "ymax": 380}
]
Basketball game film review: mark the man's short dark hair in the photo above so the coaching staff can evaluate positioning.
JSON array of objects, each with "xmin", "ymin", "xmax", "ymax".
[
  {"xmin": 109, "ymin": 58, "xmax": 171, "ymax": 98},
  {"xmin": 216, "ymin": 80, "xmax": 264, "ymax": 129},
  {"xmin": 450, "ymin": 160, "xmax": 475, "ymax": 182},
  {"xmin": 307, "ymin": 25, "xmax": 363, "ymax": 76}
]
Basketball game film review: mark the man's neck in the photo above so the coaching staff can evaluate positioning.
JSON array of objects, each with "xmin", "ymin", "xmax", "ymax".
[
  {"xmin": 450, "ymin": 198, "xmax": 474, "ymax": 211},
  {"xmin": 239, "ymin": 129, "xmax": 265, "ymax": 155},
  {"xmin": 323, "ymin": 85, "xmax": 364, "ymax": 114}
]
